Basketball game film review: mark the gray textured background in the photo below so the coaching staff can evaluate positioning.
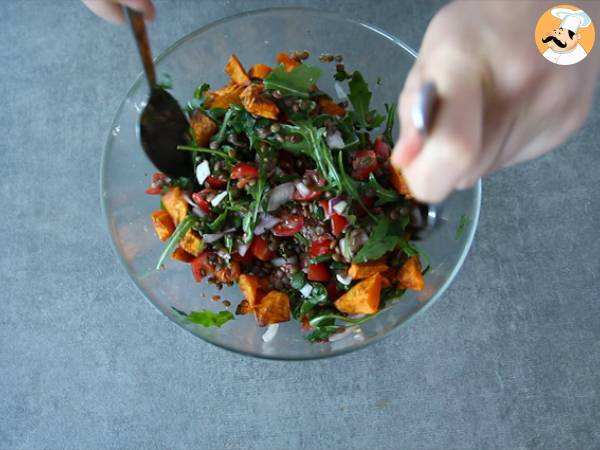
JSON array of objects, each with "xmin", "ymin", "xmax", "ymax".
[{"xmin": 1, "ymin": 1, "xmax": 599, "ymax": 449}]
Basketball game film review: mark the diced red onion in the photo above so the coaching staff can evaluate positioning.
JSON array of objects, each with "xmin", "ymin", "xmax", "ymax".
[
  {"xmin": 262, "ymin": 324, "xmax": 279, "ymax": 342},
  {"xmin": 210, "ymin": 191, "xmax": 228, "ymax": 207},
  {"xmin": 254, "ymin": 214, "xmax": 281, "ymax": 235},
  {"xmin": 328, "ymin": 196, "xmax": 343, "ymax": 214},
  {"xmin": 195, "ymin": 160, "xmax": 210, "ymax": 185},
  {"xmin": 326, "ymin": 130, "xmax": 345, "ymax": 149},
  {"xmin": 191, "ymin": 207, "xmax": 207, "ymax": 218},
  {"xmin": 336, "ymin": 273, "xmax": 352, "ymax": 285},
  {"xmin": 332, "ymin": 200, "xmax": 347, "ymax": 215},
  {"xmin": 236, "ymin": 242, "xmax": 249, "ymax": 257},
  {"xmin": 294, "ymin": 181, "xmax": 311, "ymax": 198},
  {"xmin": 267, "ymin": 182, "xmax": 295, "ymax": 211}
]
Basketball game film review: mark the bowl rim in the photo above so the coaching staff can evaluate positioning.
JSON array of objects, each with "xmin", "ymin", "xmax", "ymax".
[{"xmin": 100, "ymin": 6, "xmax": 482, "ymax": 361}]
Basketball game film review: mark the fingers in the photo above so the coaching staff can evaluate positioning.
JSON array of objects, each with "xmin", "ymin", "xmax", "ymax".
[
  {"xmin": 391, "ymin": 48, "xmax": 484, "ymax": 203},
  {"xmin": 82, "ymin": 0, "xmax": 155, "ymax": 24}
]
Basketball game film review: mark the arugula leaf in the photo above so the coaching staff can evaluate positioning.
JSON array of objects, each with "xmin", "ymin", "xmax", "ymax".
[
  {"xmin": 455, "ymin": 214, "xmax": 471, "ymax": 241},
  {"xmin": 383, "ymin": 103, "xmax": 396, "ymax": 145},
  {"xmin": 155, "ymin": 215, "xmax": 198, "ymax": 270},
  {"xmin": 305, "ymin": 325, "xmax": 340, "ymax": 342},
  {"xmin": 224, "ymin": 234, "xmax": 234, "ymax": 254},
  {"xmin": 194, "ymin": 82, "xmax": 210, "ymax": 99},
  {"xmin": 290, "ymin": 271, "xmax": 307, "ymax": 290},
  {"xmin": 177, "ymin": 145, "xmax": 236, "ymax": 164},
  {"xmin": 397, "ymin": 239, "xmax": 419, "ymax": 257},
  {"xmin": 366, "ymin": 173, "xmax": 400, "ymax": 206},
  {"xmin": 208, "ymin": 209, "xmax": 228, "ymax": 232},
  {"xmin": 212, "ymin": 108, "xmax": 234, "ymax": 144},
  {"xmin": 174, "ymin": 308, "xmax": 235, "ymax": 328},
  {"xmin": 264, "ymin": 64, "xmax": 322, "ymax": 98},
  {"xmin": 352, "ymin": 217, "xmax": 409, "ymax": 263},
  {"xmin": 334, "ymin": 69, "xmax": 352, "ymax": 82},
  {"xmin": 348, "ymin": 71, "xmax": 385, "ymax": 129},
  {"xmin": 309, "ymin": 254, "xmax": 332, "ymax": 264},
  {"xmin": 305, "ymin": 283, "xmax": 329, "ymax": 305},
  {"xmin": 242, "ymin": 153, "xmax": 267, "ymax": 244}
]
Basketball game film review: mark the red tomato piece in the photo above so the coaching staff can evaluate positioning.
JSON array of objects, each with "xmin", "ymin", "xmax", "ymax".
[
  {"xmin": 206, "ymin": 175, "xmax": 227, "ymax": 189},
  {"xmin": 145, "ymin": 186, "xmax": 162, "ymax": 195},
  {"xmin": 250, "ymin": 236, "xmax": 276, "ymax": 261},
  {"xmin": 330, "ymin": 214, "xmax": 349, "ymax": 236},
  {"xmin": 191, "ymin": 192, "xmax": 211, "ymax": 213},
  {"xmin": 309, "ymin": 238, "xmax": 333, "ymax": 257},
  {"xmin": 374, "ymin": 137, "xmax": 391, "ymax": 160},
  {"xmin": 308, "ymin": 263, "xmax": 331, "ymax": 282},
  {"xmin": 191, "ymin": 251, "xmax": 216, "ymax": 282},
  {"xmin": 352, "ymin": 149, "xmax": 379, "ymax": 181},
  {"xmin": 318, "ymin": 199, "xmax": 331, "ymax": 219},
  {"xmin": 152, "ymin": 172, "xmax": 167, "ymax": 182},
  {"xmin": 232, "ymin": 251, "xmax": 253, "ymax": 265},
  {"xmin": 272, "ymin": 215, "xmax": 304, "ymax": 237},
  {"xmin": 292, "ymin": 170, "xmax": 326, "ymax": 201},
  {"xmin": 230, "ymin": 163, "xmax": 259, "ymax": 180}
]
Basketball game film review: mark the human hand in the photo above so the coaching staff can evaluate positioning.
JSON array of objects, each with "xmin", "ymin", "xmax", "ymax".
[
  {"xmin": 392, "ymin": 0, "xmax": 600, "ymax": 202},
  {"xmin": 82, "ymin": 0, "xmax": 155, "ymax": 24}
]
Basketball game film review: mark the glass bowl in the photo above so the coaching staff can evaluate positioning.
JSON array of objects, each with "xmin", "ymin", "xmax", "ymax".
[{"xmin": 101, "ymin": 7, "xmax": 481, "ymax": 360}]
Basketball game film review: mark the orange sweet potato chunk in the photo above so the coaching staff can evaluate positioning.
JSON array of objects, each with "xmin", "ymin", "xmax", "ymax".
[
  {"xmin": 318, "ymin": 97, "xmax": 346, "ymax": 116},
  {"xmin": 179, "ymin": 229, "xmax": 203, "ymax": 256},
  {"xmin": 190, "ymin": 111, "xmax": 217, "ymax": 147},
  {"xmin": 334, "ymin": 273, "xmax": 383, "ymax": 314},
  {"xmin": 205, "ymin": 82, "xmax": 245, "ymax": 109},
  {"xmin": 388, "ymin": 165, "xmax": 412, "ymax": 198},
  {"xmin": 225, "ymin": 54, "xmax": 251, "ymax": 86},
  {"xmin": 161, "ymin": 187, "xmax": 188, "ymax": 225},
  {"xmin": 240, "ymin": 84, "xmax": 279, "ymax": 120},
  {"xmin": 150, "ymin": 210, "xmax": 175, "ymax": 241},
  {"xmin": 397, "ymin": 256, "xmax": 424, "ymax": 291},
  {"xmin": 171, "ymin": 247, "xmax": 195, "ymax": 263},
  {"xmin": 248, "ymin": 63, "xmax": 272, "ymax": 80},
  {"xmin": 239, "ymin": 274, "xmax": 262, "ymax": 307},
  {"xmin": 254, "ymin": 290, "xmax": 291, "ymax": 326},
  {"xmin": 348, "ymin": 261, "xmax": 389, "ymax": 279},
  {"xmin": 276, "ymin": 52, "xmax": 300, "ymax": 72}
]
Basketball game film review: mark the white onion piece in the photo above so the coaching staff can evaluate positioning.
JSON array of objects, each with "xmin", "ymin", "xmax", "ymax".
[
  {"xmin": 210, "ymin": 190, "xmax": 228, "ymax": 207},
  {"xmin": 195, "ymin": 160, "xmax": 210, "ymax": 185},
  {"xmin": 254, "ymin": 214, "xmax": 281, "ymax": 235},
  {"xmin": 202, "ymin": 232, "xmax": 225, "ymax": 243},
  {"xmin": 355, "ymin": 230, "xmax": 369, "ymax": 247},
  {"xmin": 271, "ymin": 257, "xmax": 288, "ymax": 267},
  {"xmin": 236, "ymin": 242, "xmax": 249, "ymax": 257},
  {"xmin": 299, "ymin": 283, "xmax": 313, "ymax": 297},
  {"xmin": 262, "ymin": 324, "xmax": 279, "ymax": 342},
  {"xmin": 183, "ymin": 193, "xmax": 196, "ymax": 207},
  {"xmin": 336, "ymin": 273, "xmax": 352, "ymax": 285},
  {"xmin": 334, "ymin": 82, "xmax": 348, "ymax": 101},
  {"xmin": 333, "ymin": 200, "xmax": 347, "ymax": 215},
  {"xmin": 191, "ymin": 207, "xmax": 207, "ymax": 218},
  {"xmin": 294, "ymin": 181, "xmax": 311, "ymax": 198},
  {"xmin": 267, "ymin": 182, "xmax": 295, "ymax": 211},
  {"xmin": 326, "ymin": 130, "xmax": 345, "ymax": 149}
]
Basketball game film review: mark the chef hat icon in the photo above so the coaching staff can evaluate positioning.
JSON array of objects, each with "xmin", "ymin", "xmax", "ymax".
[{"xmin": 551, "ymin": 8, "xmax": 592, "ymax": 33}]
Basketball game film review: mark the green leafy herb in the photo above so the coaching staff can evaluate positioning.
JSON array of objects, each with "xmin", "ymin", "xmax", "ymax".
[
  {"xmin": 353, "ymin": 217, "xmax": 409, "ymax": 263},
  {"xmin": 455, "ymin": 214, "xmax": 471, "ymax": 240},
  {"xmin": 309, "ymin": 254, "xmax": 332, "ymax": 264},
  {"xmin": 224, "ymin": 234, "xmax": 234, "ymax": 254},
  {"xmin": 347, "ymin": 71, "xmax": 385, "ymax": 129},
  {"xmin": 177, "ymin": 145, "xmax": 236, "ymax": 164},
  {"xmin": 242, "ymin": 154, "xmax": 267, "ymax": 244},
  {"xmin": 305, "ymin": 283, "xmax": 329, "ymax": 305},
  {"xmin": 155, "ymin": 215, "xmax": 197, "ymax": 270},
  {"xmin": 263, "ymin": 64, "xmax": 322, "ymax": 98},
  {"xmin": 383, "ymin": 103, "xmax": 396, "ymax": 145},
  {"xmin": 305, "ymin": 325, "xmax": 340, "ymax": 342},
  {"xmin": 173, "ymin": 307, "xmax": 235, "ymax": 328},
  {"xmin": 208, "ymin": 209, "xmax": 228, "ymax": 232},
  {"xmin": 397, "ymin": 239, "xmax": 419, "ymax": 257},
  {"xmin": 334, "ymin": 69, "xmax": 352, "ymax": 82},
  {"xmin": 294, "ymin": 233, "xmax": 309, "ymax": 248},
  {"xmin": 366, "ymin": 173, "xmax": 400, "ymax": 206},
  {"xmin": 291, "ymin": 271, "xmax": 307, "ymax": 290},
  {"xmin": 194, "ymin": 83, "xmax": 210, "ymax": 99},
  {"xmin": 212, "ymin": 108, "xmax": 234, "ymax": 144}
]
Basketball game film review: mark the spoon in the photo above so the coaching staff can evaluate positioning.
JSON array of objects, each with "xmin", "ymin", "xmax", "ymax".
[{"xmin": 125, "ymin": 8, "xmax": 192, "ymax": 178}]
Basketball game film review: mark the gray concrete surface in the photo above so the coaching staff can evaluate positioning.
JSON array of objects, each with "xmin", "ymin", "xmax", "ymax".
[{"xmin": 1, "ymin": 1, "xmax": 599, "ymax": 449}]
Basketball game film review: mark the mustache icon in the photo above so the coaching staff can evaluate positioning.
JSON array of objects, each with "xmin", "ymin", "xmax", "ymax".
[{"xmin": 542, "ymin": 35, "xmax": 567, "ymax": 48}]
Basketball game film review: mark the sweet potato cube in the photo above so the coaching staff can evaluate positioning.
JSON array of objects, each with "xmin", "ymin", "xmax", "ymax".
[
  {"xmin": 240, "ymin": 84, "xmax": 279, "ymax": 120},
  {"xmin": 334, "ymin": 273, "xmax": 383, "ymax": 314},
  {"xmin": 318, "ymin": 97, "xmax": 346, "ymax": 116},
  {"xmin": 397, "ymin": 256, "xmax": 424, "ymax": 291},
  {"xmin": 254, "ymin": 291, "xmax": 291, "ymax": 326},
  {"xmin": 348, "ymin": 261, "xmax": 389, "ymax": 279},
  {"xmin": 248, "ymin": 63, "xmax": 272, "ymax": 80},
  {"xmin": 225, "ymin": 54, "xmax": 251, "ymax": 86},
  {"xmin": 239, "ymin": 274, "xmax": 261, "ymax": 307},
  {"xmin": 205, "ymin": 82, "xmax": 245, "ymax": 109},
  {"xmin": 179, "ymin": 229, "xmax": 204, "ymax": 257},
  {"xmin": 276, "ymin": 52, "xmax": 300, "ymax": 72},
  {"xmin": 161, "ymin": 187, "xmax": 188, "ymax": 225},
  {"xmin": 388, "ymin": 165, "xmax": 412, "ymax": 198},
  {"xmin": 171, "ymin": 247, "xmax": 195, "ymax": 263},
  {"xmin": 213, "ymin": 260, "xmax": 241, "ymax": 284},
  {"xmin": 190, "ymin": 111, "xmax": 217, "ymax": 147},
  {"xmin": 150, "ymin": 210, "xmax": 175, "ymax": 241}
]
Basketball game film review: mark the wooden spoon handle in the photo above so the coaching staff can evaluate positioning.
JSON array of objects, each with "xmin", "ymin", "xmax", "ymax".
[{"xmin": 125, "ymin": 7, "xmax": 156, "ymax": 89}]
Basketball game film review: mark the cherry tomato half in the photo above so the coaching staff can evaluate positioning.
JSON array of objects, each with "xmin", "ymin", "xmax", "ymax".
[
  {"xmin": 230, "ymin": 163, "xmax": 259, "ymax": 180},
  {"xmin": 232, "ymin": 250, "xmax": 253, "ymax": 265},
  {"xmin": 292, "ymin": 170, "xmax": 326, "ymax": 201},
  {"xmin": 352, "ymin": 149, "xmax": 379, "ymax": 181},
  {"xmin": 272, "ymin": 215, "xmax": 304, "ymax": 237},
  {"xmin": 191, "ymin": 191, "xmax": 211, "ymax": 213},
  {"xmin": 308, "ymin": 263, "xmax": 331, "ymax": 282},
  {"xmin": 145, "ymin": 186, "xmax": 162, "ymax": 195},
  {"xmin": 206, "ymin": 175, "xmax": 227, "ymax": 189},
  {"xmin": 374, "ymin": 137, "xmax": 391, "ymax": 160},
  {"xmin": 250, "ymin": 236, "xmax": 276, "ymax": 261},
  {"xmin": 309, "ymin": 238, "xmax": 333, "ymax": 257},
  {"xmin": 191, "ymin": 251, "xmax": 217, "ymax": 282},
  {"xmin": 330, "ymin": 214, "xmax": 349, "ymax": 237}
]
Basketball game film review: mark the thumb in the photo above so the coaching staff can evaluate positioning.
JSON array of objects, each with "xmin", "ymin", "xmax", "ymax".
[{"xmin": 391, "ymin": 48, "xmax": 484, "ymax": 203}]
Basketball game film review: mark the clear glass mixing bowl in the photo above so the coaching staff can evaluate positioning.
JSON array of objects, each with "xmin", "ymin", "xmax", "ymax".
[{"xmin": 101, "ymin": 7, "xmax": 481, "ymax": 360}]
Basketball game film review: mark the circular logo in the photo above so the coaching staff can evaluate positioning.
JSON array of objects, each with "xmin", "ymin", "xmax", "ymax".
[{"xmin": 534, "ymin": 4, "xmax": 595, "ymax": 65}]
